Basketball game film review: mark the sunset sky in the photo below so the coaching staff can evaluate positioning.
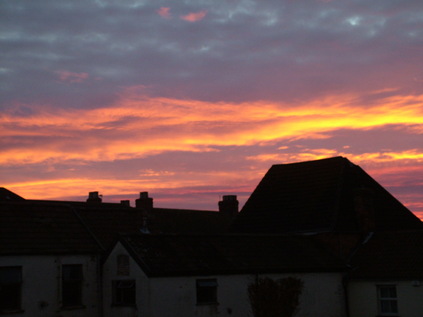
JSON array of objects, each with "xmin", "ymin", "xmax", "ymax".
[{"xmin": 1, "ymin": 0, "xmax": 422, "ymax": 218}]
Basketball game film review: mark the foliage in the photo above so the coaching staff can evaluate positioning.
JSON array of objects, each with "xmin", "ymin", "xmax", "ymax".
[{"xmin": 248, "ymin": 276, "xmax": 304, "ymax": 317}]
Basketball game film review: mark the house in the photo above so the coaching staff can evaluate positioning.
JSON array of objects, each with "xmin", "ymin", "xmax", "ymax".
[
  {"xmin": 229, "ymin": 156, "xmax": 423, "ymax": 316},
  {"xmin": 1, "ymin": 156, "xmax": 422, "ymax": 316},
  {"xmin": 0, "ymin": 190, "xmax": 236, "ymax": 316},
  {"xmin": 0, "ymin": 199, "xmax": 102, "ymax": 317},
  {"xmin": 103, "ymin": 234, "xmax": 347, "ymax": 317},
  {"xmin": 348, "ymin": 230, "xmax": 423, "ymax": 317}
]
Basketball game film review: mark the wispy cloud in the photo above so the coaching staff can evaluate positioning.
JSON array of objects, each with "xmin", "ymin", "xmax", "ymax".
[
  {"xmin": 55, "ymin": 70, "xmax": 89, "ymax": 83},
  {"xmin": 1, "ymin": 91, "xmax": 422, "ymax": 165},
  {"xmin": 180, "ymin": 10, "xmax": 207, "ymax": 22}
]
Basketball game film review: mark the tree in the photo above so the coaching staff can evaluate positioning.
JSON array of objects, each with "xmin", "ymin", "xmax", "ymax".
[{"xmin": 248, "ymin": 276, "xmax": 303, "ymax": 317}]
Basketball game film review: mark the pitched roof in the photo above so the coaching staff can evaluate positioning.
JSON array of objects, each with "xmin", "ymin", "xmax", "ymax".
[
  {"xmin": 349, "ymin": 230, "xmax": 423, "ymax": 279},
  {"xmin": 64, "ymin": 205, "xmax": 233, "ymax": 249},
  {"xmin": 0, "ymin": 187, "xmax": 25, "ymax": 201},
  {"xmin": 119, "ymin": 233, "xmax": 346, "ymax": 277},
  {"xmin": 231, "ymin": 157, "xmax": 422, "ymax": 234},
  {"xmin": 0, "ymin": 189, "xmax": 233, "ymax": 252},
  {"xmin": 148, "ymin": 208, "xmax": 233, "ymax": 234},
  {"xmin": 0, "ymin": 201, "xmax": 101, "ymax": 254}
]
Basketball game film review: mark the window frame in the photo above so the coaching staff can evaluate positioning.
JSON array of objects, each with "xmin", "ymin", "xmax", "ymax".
[
  {"xmin": 0, "ymin": 266, "xmax": 23, "ymax": 313},
  {"xmin": 196, "ymin": 278, "xmax": 218, "ymax": 305},
  {"xmin": 112, "ymin": 280, "xmax": 136, "ymax": 307},
  {"xmin": 61, "ymin": 264, "xmax": 84, "ymax": 309},
  {"xmin": 377, "ymin": 284, "xmax": 398, "ymax": 316}
]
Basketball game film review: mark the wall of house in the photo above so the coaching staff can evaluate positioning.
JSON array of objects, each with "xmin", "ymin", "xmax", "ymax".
[
  {"xmin": 103, "ymin": 243, "xmax": 347, "ymax": 317},
  {"xmin": 103, "ymin": 242, "xmax": 146, "ymax": 317},
  {"xmin": 0, "ymin": 254, "xmax": 100, "ymax": 317},
  {"xmin": 349, "ymin": 280, "xmax": 423, "ymax": 317}
]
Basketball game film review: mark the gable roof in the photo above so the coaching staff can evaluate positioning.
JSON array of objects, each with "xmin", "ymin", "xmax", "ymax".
[
  {"xmin": 349, "ymin": 230, "xmax": 423, "ymax": 279},
  {"xmin": 0, "ymin": 187, "xmax": 25, "ymax": 201},
  {"xmin": 0, "ymin": 201, "xmax": 101, "ymax": 254},
  {"xmin": 118, "ymin": 233, "xmax": 346, "ymax": 277},
  {"xmin": 231, "ymin": 157, "xmax": 422, "ymax": 234}
]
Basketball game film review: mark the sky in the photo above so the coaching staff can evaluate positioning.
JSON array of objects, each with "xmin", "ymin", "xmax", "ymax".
[{"xmin": 1, "ymin": 0, "xmax": 422, "ymax": 218}]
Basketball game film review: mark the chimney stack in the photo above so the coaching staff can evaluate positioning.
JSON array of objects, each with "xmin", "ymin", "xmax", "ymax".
[
  {"xmin": 218, "ymin": 195, "xmax": 239, "ymax": 216},
  {"xmin": 87, "ymin": 191, "xmax": 102, "ymax": 203},
  {"xmin": 135, "ymin": 192, "xmax": 153, "ymax": 212}
]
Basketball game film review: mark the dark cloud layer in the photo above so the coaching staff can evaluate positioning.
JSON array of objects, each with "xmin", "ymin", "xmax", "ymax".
[{"xmin": 2, "ymin": 0, "xmax": 422, "ymax": 107}]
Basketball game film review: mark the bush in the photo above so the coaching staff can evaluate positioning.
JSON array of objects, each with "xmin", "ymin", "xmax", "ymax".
[{"xmin": 248, "ymin": 277, "xmax": 304, "ymax": 317}]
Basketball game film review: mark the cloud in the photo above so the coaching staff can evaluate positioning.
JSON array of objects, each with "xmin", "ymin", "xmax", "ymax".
[
  {"xmin": 180, "ymin": 10, "xmax": 207, "ymax": 22},
  {"xmin": 1, "ymin": 90, "xmax": 422, "ymax": 165},
  {"xmin": 56, "ymin": 70, "xmax": 89, "ymax": 83},
  {"xmin": 157, "ymin": 7, "xmax": 171, "ymax": 19}
]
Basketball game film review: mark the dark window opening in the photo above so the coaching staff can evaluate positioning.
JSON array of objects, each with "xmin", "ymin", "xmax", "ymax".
[
  {"xmin": 378, "ymin": 285, "xmax": 398, "ymax": 315},
  {"xmin": 112, "ymin": 280, "xmax": 136, "ymax": 306},
  {"xmin": 0, "ymin": 266, "xmax": 22, "ymax": 312},
  {"xmin": 62, "ymin": 264, "xmax": 83, "ymax": 308},
  {"xmin": 196, "ymin": 279, "xmax": 218, "ymax": 305}
]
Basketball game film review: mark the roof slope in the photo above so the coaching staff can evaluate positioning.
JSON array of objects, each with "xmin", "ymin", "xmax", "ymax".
[
  {"xmin": 0, "ymin": 187, "xmax": 25, "ymax": 201},
  {"xmin": 68, "ymin": 205, "xmax": 233, "ymax": 248},
  {"xmin": 119, "ymin": 234, "xmax": 345, "ymax": 277},
  {"xmin": 0, "ymin": 201, "xmax": 100, "ymax": 254},
  {"xmin": 231, "ymin": 157, "xmax": 421, "ymax": 234},
  {"xmin": 350, "ymin": 230, "xmax": 423, "ymax": 279}
]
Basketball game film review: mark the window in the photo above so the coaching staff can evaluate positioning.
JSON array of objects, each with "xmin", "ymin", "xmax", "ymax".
[
  {"xmin": 0, "ymin": 266, "xmax": 22, "ymax": 312},
  {"xmin": 378, "ymin": 285, "xmax": 398, "ymax": 315},
  {"xmin": 62, "ymin": 264, "xmax": 83, "ymax": 307},
  {"xmin": 112, "ymin": 280, "xmax": 136, "ymax": 306},
  {"xmin": 196, "ymin": 279, "xmax": 218, "ymax": 305}
]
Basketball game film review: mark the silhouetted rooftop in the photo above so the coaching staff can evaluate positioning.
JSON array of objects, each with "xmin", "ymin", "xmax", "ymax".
[
  {"xmin": 350, "ymin": 230, "xmax": 423, "ymax": 279},
  {"xmin": 232, "ymin": 157, "xmax": 422, "ymax": 234},
  {"xmin": 119, "ymin": 233, "xmax": 346, "ymax": 277},
  {"xmin": 0, "ymin": 201, "xmax": 100, "ymax": 254}
]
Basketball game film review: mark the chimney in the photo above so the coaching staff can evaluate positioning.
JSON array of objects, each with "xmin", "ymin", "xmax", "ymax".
[
  {"xmin": 135, "ymin": 192, "xmax": 152, "ymax": 234},
  {"xmin": 87, "ymin": 191, "xmax": 102, "ymax": 203},
  {"xmin": 135, "ymin": 192, "xmax": 153, "ymax": 212},
  {"xmin": 218, "ymin": 195, "xmax": 239, "ymax": 216}
]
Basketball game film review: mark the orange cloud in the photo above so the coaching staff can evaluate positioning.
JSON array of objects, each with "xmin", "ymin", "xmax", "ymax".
[
  {"xmin": 1, "ymin": 91, "xmax": 422, "ymax": 166},
  {"xmin": 157, "ymin": 7, "xmax": 171, "ymax": 19},
  {"xmin": 180, "ymin": 10, "xmax": 207, "ymax": 22}
]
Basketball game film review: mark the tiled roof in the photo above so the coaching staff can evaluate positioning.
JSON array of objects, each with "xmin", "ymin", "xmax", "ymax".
[
  {"xmin": 349, "ymin": 230, "xmax": 423, "ymax": 279},
  {"xmin": 66, "ymin": 205, "xmax": 233, "ymax": 249},
  {"xmin": 231, "ymin": 157, "xmax": 422, "ymax": 234},
  {"xmin": 0, "ymin": 201, "xmax": 101, "ymax": 254},
  {"xmin": 119, "ymin": 233, "xmax": 346, "ymax": 277},
  {"xmin": 149, "ymin": 208, "xmax": 233, "ymax": 234}
]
